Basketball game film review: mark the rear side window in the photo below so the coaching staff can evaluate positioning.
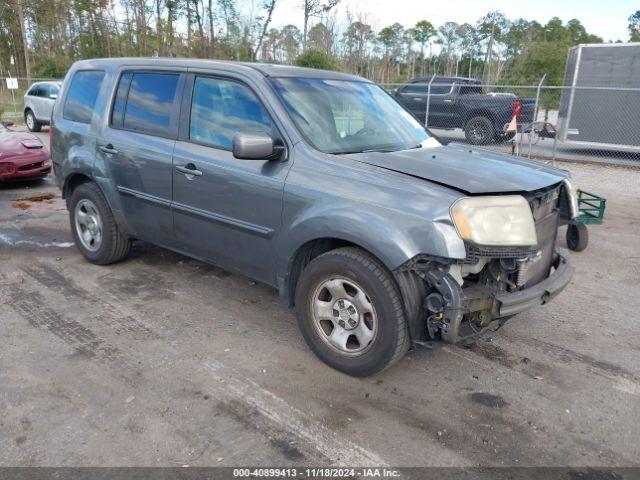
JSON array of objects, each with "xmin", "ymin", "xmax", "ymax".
[
  {"xmin": 402, "ymin": 83, "xmax": 427, "ymax": 94},
  {"xmin": 189, "ymin": 76, "xmax": 274, "ymax": 149},
  {"xmin": 118, "ymin": 72, "xmax": 180, "ymax": 137},
  {"xmin": 63, "ymin": 70, "xmax": 105, "ymax": 124}
]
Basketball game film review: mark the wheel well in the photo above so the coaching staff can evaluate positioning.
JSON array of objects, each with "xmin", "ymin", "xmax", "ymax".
[
  {"xmin": 287, "ymin": 238, "xmax": 371, "ymax": 307},
  {"xmin": 63, "ymin": 173, "xmax": 92, "ymax": 199}
]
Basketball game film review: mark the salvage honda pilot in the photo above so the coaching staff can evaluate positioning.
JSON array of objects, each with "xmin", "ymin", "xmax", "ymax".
[{"xmin": 51, "ymin": 59, "xmax": 577, "ymax": 376}]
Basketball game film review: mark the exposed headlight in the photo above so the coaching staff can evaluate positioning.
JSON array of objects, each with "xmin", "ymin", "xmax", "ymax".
[
  {"xmin": 563, "ymin": 178, "xmax": 579, "ymax": 219},
  {"xmin": 451, "ymin": 195, "xmax": 537, "ymax": 246}
]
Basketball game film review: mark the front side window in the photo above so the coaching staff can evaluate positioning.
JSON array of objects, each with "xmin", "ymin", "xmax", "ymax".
[
  {"xmin": 429, "ymin": 83, "xmax": 454, "ymax": 95},
  {"xmin": 63, "ymin": 70, "xmax": 105, "ymax": 123},
  {"xmin": 122, "ymin": 72, "xmax": 180, "ymax": 137},
  {"xmin": 271, "ymin": 78, "xmax": 430, "ymax": 154},
  {"xmin": 189, "ymin": 76, "xmax": 275, "ymax": 150}
]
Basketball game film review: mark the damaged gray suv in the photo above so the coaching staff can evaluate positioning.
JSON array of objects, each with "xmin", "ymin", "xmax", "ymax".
[{"xmin": 51, "ymin": 59, "xmax": 576, "ymax": 376}]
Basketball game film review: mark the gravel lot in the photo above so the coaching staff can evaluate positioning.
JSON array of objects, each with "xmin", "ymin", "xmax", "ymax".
[{"xmin": 1, "ymin": 129, "xmax": 639, "ymax": 468}]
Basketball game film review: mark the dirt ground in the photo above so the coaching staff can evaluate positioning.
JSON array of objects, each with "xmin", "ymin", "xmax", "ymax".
[{"xmin": 1, "ymin": 132, "xmax": 639, "ymax": 468}]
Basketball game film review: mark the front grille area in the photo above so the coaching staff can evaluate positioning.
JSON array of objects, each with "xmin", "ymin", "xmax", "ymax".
[
  {"xmin": 520, "ymin": 211, "xmax": 559, "ymax": 286},
  {"xmin": 464, "ymin": 244, "xmax": 539, "ymax": 263},
  {"xmin": 18, "ymin": 161, "xmax": 44, "ymax": 172}
]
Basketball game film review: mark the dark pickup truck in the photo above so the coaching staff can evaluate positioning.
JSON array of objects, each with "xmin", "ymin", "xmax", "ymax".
[{"xmin": 394, "ymin": 76, "xmax": 535, "ymax": 145}]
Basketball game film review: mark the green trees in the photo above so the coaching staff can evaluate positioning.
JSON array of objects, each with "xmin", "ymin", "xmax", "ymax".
[
  {"xmin": 0, "ymin": 2, "xmax": 627, "ymax": 86},
  {"xmin": 295, "ymin": 49, "xmax": 336, "ymax": 70},
  {"xmin": 629, "ymin": 11, "xmax": 640, "ymax": 41}
]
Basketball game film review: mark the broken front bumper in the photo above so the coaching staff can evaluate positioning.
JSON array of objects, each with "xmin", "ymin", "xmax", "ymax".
[{"xmin": 494, "ymin": 254, "xmax": 574, "ymax": 317}]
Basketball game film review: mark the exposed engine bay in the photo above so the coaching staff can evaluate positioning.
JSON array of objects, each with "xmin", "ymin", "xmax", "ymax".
[{"xmin": 395, "ymin": 181, "xmax": 575, "ymax": 346}]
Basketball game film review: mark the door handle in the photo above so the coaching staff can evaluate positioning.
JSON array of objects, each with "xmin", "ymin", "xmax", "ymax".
[
  {"xmin": 443, "ymin": 99, "xmax": 454, "ymax": 103},
  {"xmin": 176, "ymin": 163, "xmax": 203, "ymax": 177},
  {"xmin": 99, "ymin": 144, "xmax": 118, "ymax": 155},
  {"xmin": 412, "ymin": 97, "xmax": 423, "ymax": 102}
]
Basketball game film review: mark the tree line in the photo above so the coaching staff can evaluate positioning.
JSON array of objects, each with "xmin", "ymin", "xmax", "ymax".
[{"xmin": 1, "ymin": 0, "xmax": 638, "ymax": 86}]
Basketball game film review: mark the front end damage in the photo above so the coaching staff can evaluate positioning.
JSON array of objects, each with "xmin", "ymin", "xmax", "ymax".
[{"xmin": 395, "ymin": 182, "xmax": 575, "ymax": 347}]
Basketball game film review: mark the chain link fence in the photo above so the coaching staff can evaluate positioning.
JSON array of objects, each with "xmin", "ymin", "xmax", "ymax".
[
  {"xmin": 381, "ymin": 80, "xmax": 640, "ymax": 167},
  {"xmin": 2, "ymin": 74, "xmax": 639, "ymax": 167}
]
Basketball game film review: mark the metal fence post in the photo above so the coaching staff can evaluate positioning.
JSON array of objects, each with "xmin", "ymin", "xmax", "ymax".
[
  {"xmin": 529, "ymin": 73, "xmax": 546, "ymax": 159},
  {"xmin": 425, "ymin": 74, "xmax": 435, "ymax": 128}
]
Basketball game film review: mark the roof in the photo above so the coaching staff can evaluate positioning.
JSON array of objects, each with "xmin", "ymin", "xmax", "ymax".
[
  {"xmin": 409, "ymin": 76, "xmax": 482, "ymax": 84},
  {"xmin": 239, "ymin": 62, "xmax": 369, "ymax": 82},
  {"xmin": 70, "ymin": 57, "xmax": 370, "ymax": 82}
]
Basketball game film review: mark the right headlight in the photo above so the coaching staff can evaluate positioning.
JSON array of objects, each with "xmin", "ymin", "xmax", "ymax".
[{"xmin": 451, "ymin": 195, "xmax": 537, "ymax": 246}]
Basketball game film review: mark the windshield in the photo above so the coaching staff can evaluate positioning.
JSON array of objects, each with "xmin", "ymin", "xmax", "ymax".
[{"xmin": 270, "ymin": 78, "xmax": 431, "ymax": 154}]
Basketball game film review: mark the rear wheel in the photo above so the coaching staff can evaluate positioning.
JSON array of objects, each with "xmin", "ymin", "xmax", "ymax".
[
  {"xmin": 464, "ymin": 116, "xmax": 495, "ymax": 145},
  {"xmin": 295, "ymin": 247, "xmax": 410, "ymax": 377},
  {"xmin": 25, "ymin": 110, "xmax": 41, "ymax": 132},
  {"xmin": 68, "ymin": 182, "xmax": 131, "ymax": 264}
]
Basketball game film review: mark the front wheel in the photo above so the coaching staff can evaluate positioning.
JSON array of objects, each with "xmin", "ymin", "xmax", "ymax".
[
  {"xmin": 295, "ymin": 247, "xmax": 410, "ymax": 377},
  {"xmin": 464, "ymin": 116, "xmax": 495, "ymax": 145}
]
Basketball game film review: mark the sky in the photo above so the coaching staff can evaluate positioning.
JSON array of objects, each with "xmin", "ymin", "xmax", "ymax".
[{"xmin": 267, "ymin": 0, "xmax": 637, "ymax": 43}]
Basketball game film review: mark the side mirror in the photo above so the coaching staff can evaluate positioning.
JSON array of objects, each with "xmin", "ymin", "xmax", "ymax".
[
  {"xmin": 1, "ymin": 120, "xmax": 14, "ymax": 128},
  {"xmin": 49, "ymin": 94, "xmax": 58, "ymax": 100},
  {"xmin": 232, "ymin": 132, "xmax": 285, "ymax": 160}
]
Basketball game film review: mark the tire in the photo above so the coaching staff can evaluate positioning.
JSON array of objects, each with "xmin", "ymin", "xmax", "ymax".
[
  {"xmin": 68, "ymin": 182, "xmax": 131, "ymax": 265},
  {"xmin": 464, "ymin": 116, "xmax": 495, "ymax": 145},
  {"xmin": 25, "ymin": 110, "xmax": 41, "ymax": 132},
  {"xmin": 566, "ymin": 223, "xmax": 589, "ymax": 252},
  {"xmin": 295, "ymin": 247, "xmax": 410, "ymax": 377}
]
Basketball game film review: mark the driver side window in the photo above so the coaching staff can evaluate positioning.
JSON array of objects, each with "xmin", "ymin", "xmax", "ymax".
[{"xmin": 189, "ymin": 76, "xmax": 275, "ymax": 150}]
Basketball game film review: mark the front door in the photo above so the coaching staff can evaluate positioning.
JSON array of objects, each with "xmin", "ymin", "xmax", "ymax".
[
  {"xmin": 96, "ymin": 70, "xmax": 185, "ymax": 246},
  {"xmin": 395, "ymin": 82, "xmax": 429, "ymax": 124},
  {"xmin": 172, "ymin": 74, "xmax": 290, "ymax": 284}
]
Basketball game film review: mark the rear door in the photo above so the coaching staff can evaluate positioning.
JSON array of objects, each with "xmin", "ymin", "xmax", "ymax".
[
  {"xmin": 171, "ymin": 72, "xmax": 290, "ymax": 284},
  {"xmin": 32, "ymin": 84, "xmax": 48, "ymax": 121},
  {"xmin": 96, "ymin": 69, "xmax": 185, "ymax": 247},
  {"xmin": 425, "ymin": 79, "xmax": 457, "ymax": 128}
]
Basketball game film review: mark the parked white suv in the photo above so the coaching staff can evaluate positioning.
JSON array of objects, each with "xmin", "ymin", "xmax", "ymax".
[{"xmin": 23, "ymin": 81, "xmax": 61, "ymax": 132}]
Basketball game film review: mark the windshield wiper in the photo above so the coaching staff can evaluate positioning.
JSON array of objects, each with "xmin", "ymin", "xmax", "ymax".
[{"xmin": 331, "ymin": 144, "xmax": 421, "ymax": 155}]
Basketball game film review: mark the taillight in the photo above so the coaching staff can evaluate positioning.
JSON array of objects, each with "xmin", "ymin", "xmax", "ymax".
[{"xmin": 512, "ymin": 100, "xmax": 522, "ymax": 117}]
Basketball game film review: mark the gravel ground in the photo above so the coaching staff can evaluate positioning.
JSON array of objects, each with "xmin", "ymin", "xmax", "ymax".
[{"xmin": 1, "ymin": 132, "xmax": 639, "ymax": 468}]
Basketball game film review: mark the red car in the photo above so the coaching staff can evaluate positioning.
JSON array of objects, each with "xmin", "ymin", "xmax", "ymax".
[{"xmin": 0, "ymin": 120, "xmax": 51, "ymax": 182}]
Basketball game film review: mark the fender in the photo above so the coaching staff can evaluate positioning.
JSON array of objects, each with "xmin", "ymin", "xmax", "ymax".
[{"xmin": 276, "ymin": 200, "xmax": 465, "ymax": 303}]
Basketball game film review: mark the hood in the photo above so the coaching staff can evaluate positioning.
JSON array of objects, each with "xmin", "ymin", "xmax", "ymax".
[
  {"xmin": 348, "ymin": 143, "xmax": 567, "ymax": 194},
  {"xmin": 0, "ymin": 131, "xmax": 44, "ymax": 155}
]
